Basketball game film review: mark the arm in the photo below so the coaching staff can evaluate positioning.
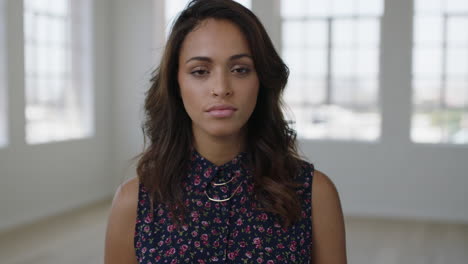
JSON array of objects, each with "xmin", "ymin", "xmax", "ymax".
[
  {"xmin": 310, "ymin": 170, "xmax": 347, "ymax": 264},
  {"xmin": 104, "ymin": 177, "xmax": 139, "ymax": 264}
]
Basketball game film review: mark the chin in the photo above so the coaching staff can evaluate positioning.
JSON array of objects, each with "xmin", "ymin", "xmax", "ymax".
[
  {"xmin": 209, "ymin": 129, "xmax": 242, "ymax": 138},
  {"xmin": 204, "ymin": 123, "xmax": 245, "ymax": 138}
]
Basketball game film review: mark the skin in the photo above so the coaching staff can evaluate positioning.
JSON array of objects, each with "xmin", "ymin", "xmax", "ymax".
[
  {"xmin": 104, "ymin": 18, "xmax": 347, "ymax": 264},
  {"xmin": 178, "ymin": 18, "xmax": 259, "ymax": 166}
]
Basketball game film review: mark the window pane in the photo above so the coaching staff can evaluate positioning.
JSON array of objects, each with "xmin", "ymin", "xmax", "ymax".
[
  {"xmin": 281, "ymin": 0, "xmax": 307, "ymax": 17},
  {"xmin": 166, "ymin": 0, "xmax": 251, "ymax": 35},
  {"xmin": 24, "ymin": 0, "xmax": 93, "ymax": 144},
  {"xmin": 283, "ymin": 49, "xmax": 306, "ymax": 76},
  {"xmin": 291, "ymin": 104, "xmax": 380, "ymax": 141},
  {"xmin": 330, "ymin": 77, "xmax": 378, "ymax": 107},
  {"xmin": 413, "ymin": 77, "xmax": 442, "ymax": 106},
  {"xmin": 447, "ymin": 48, "xmax": 468, "ymax": 76},
  {"xmin": 355, "ymin": 78, "xmax": 379, "ymax": 106},
  {"xmin": 282, "ymin": 1, "xmax": 383, "ymax": 141},
  {"xmin": 305, "ymin": 20, "xmax": 328, "ymax": 48},
  {"xmin": 285, "ymin": 75, "xmax": 326, "ymax": 105},
  {"xmin": 445, "ymin": 0, "xmax": 468, "ymax": 13},
  {"xmin": 332, "ymin": 48, "xmax": 355, "ymax": 76},
  {"xmin": 331, "ymin": 76, "xmax": 357, "ymax": 105},
  {"xmin": 357, "ymin": 19, "xmax": 380, "ymax": 47},
  {"xmin": 447, "ymin": 17, "xmax": 468, "ymax": 48},
  {"xmin": 357, "ymin": 0, "xmax": 384, "ymax": 15},
  {"xmin": 413, "ymin": 47, "xmax": 442, "ymax": 76},
  {"xmin": 414, "ymin": 17, "xmax": 443, "ymax": 45},
  {"xmin": 49, "ymin": 18, "xmax": 68, "ymax": 45},
  {"xmin": 305, "ymin": 49, "xmax": 328, "ymax": 76},
  {"xmin": 284, "ymin": 48, "xmax": 328, "ymax": 76},
  {"xmin": 283, "ymin": 78, "xmax": 304, "ymax": 105},
  {"xmin": 445, "ymin": 77, "xmax": 467, "ymax": 108},
  {"xmin": 331, "ymin": 0, "xmax": 356, "ymax": 16},
  {"xmin": 305, "ymin": 0, "xmax": 331, "ymax": 17},
  {"xmin": 356, "ymin": 48, "xmax": 379, "ymax": 76},
  {"xmin": 282, "ymin": 21, "xmax": 305, "ymax": 48},
  {"xmin": 412, "ymin": 111, "xmax": 443, "ymax": 143},
  {"xmin": 165, "ymin": 0, "xmax": 188, "ymax": 34},
  {"xmin": 412, "ymin": 109, "xmax": 468, "ymax": 144},
  {"xmin": 412, "ymin": 2, "xmax": 468, "ymax": 144},
  {"xmin": 415, "ymin": 0, "xmax": 443, "ymax": 14},
  {"xmin": 333, "ymin": 19, "xmax": 355, "ymax": 48},
  {"xmin": 49, "ymin": 0, "xmax": 69, "ymax": 15},
  {"xmin": 234, "ymin": 0, "xmax": 251, "ymax": 9}
]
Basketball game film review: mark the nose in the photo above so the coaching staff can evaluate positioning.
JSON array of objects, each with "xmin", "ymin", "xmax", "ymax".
[{"xmin": 211, "ymin": 71, "xmax": 233, "ymax": 97}]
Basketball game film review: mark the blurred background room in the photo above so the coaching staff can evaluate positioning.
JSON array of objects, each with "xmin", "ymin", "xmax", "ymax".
[{"xmin": 0, "ymin": 0, "xmax": 467, "ymax": 263}]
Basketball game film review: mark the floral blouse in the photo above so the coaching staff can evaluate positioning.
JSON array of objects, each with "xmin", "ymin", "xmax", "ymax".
[{"xmin": 134, "ymin": 150, "xmax": 315, "ymax": 263}]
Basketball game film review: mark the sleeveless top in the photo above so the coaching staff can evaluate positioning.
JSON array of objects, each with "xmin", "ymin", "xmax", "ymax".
[{"xmin": 134, "ymin": 150, "xmax": 315, "ymax": 263}]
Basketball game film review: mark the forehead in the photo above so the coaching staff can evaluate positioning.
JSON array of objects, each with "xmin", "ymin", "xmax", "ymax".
[{"xmin": 179, "ymin": 18, "xmax": 251, "ymax": 61}]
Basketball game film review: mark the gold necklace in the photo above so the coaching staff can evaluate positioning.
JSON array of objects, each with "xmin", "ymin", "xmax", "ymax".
[
  {"xmin": 212, "ymin": 176, "xmax": 235, "ymax": 186},
  {"xmin": 204, "ymin": 177, "xmax": 242, "ymax": 202}
]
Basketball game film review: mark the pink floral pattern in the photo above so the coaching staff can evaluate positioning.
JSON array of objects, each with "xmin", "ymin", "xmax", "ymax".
[{"xmin": 134, "ymin": 150, "xmax": 314, "ymax": 263}]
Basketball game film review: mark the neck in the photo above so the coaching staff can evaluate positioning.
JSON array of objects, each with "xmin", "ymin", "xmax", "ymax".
[{"xmin": 193, "ymin": 130, "xmax": 246, "ymax": 166}]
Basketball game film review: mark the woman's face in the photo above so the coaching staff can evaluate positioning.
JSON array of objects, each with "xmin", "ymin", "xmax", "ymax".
[{"xmin": 178, "ymin": 18, "xmax": 259, "ymax": 140}]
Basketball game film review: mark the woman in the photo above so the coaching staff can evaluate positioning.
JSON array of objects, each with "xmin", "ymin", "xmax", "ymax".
[{"xmin": 105, "ymin": 0, "xmax": 346, "ymax": 263}]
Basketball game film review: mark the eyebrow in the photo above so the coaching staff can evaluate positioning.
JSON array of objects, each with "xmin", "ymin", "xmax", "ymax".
[{"xmin": 185, "ymin": 53, "xmax": 253, "ymax": 64}]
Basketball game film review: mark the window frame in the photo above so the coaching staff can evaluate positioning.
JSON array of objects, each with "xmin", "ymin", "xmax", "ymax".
[
  {"xmin": 23, "ymin": 0, "xmax": 94, "ymax": 145},
  {"xmin": 280, "ymin": 7, "xmax": 384, "ymax": 141},
  {"xmin": 411, "ymin": 2, "xmax": 468, "ymax": 144}
]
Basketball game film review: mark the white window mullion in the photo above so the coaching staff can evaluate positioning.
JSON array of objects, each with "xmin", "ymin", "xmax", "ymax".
[{"xmin": 0, "ymin": 0, "xmax": 7, "ymax": 148}]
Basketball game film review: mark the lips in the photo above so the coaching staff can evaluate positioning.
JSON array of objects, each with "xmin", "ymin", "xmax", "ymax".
[
  {"xmin": 206, "ymin": 104, "xmax": 237, "ymax": 112},
  {"xmin": 206, "ymin": 104, "xmax": 237, "ymax": 118}
]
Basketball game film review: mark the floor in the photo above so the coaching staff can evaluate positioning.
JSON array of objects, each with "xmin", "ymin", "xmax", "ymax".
[
  {"xmin": 0, "ymin": 200, "xmax": 110, "ymax": 264},
  {"xmin": 0, "ymin": 200, "xmax": 467, "ymax": 264}
]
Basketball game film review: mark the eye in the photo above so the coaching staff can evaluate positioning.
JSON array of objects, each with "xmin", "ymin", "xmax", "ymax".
[
  {"xmin": 232, "ymin": 66, "xmax": 251, "ymax": 75},
  {"xmin": 190, "ymin": 68, "xmax": 209, "ymax": 77}
]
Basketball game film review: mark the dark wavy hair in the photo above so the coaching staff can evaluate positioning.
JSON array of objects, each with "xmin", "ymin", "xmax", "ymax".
[{"xmin": 135, "ymin": 0, "xmax": 303, "ymax": 227}]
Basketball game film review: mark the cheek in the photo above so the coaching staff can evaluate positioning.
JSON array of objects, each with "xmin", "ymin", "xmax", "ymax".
[
  {"xmin": 181, "ymin": 91, "xmax": 197, "ymax": 116},
  {"xmin": 179, "ymin": 79, "xmax": 204, "ymax": 120},
  {"xmin": 178, "ymin": 78, "xmax": 195, "ymax": 113},
  {"xmin": 243, "ymin": 80, "xmax": 260, "ymax": 112}
]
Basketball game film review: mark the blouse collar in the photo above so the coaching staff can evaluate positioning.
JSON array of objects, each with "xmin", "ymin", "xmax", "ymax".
[{"xmin": 186, "ymin": 148, "xmax": 251, "ymax": 194}]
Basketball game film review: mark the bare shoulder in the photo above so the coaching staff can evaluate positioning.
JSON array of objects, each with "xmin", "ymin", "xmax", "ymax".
[
  {"xmin": 311, "ymin": 170, "xmax": 347, "ymax": 264},
  {"xmin": 114, "ymin": 176, "xmax": 140, "ymax": 206},
  {"xmin": 104, "ymin": 176, "xmax": 140, "ymax": 264},
  {"xmin": 109, "ymin": 176, "xmax": 140, "ymax": 218},
  {"xmin": 312, "ymin": 170, "xmax": 340, "ymax": 202}
]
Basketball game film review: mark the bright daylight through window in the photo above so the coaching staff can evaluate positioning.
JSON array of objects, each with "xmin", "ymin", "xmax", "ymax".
[
  {"xmin": 23, "ymin": 0, "xmax": 93, "ymax": 144},
  {"xmin": 412, "ymin": 0, "xmax": 468, "ymax": 144},
  {"xmin": 165, "ymin": 0, "xmax": 251, "ymax": 36},
  {"xmin": 281, "ymin": 0, "xmax": 383, "ymax": 141}
]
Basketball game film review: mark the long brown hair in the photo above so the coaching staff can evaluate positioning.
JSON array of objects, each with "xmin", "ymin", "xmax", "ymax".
[{"xmin": 136, "ymin": 0, "xmax": 303, "ymax": 227}]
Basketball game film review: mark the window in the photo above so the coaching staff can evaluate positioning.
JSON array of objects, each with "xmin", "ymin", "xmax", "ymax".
[
  {"xmin": 281, "ymin": 0, "xmax": 383, "ymax": 141},
  {"xmin": 0, "ymin": 0, "xmax": 7, "ymax": 148},
  {"xmin": 412, "ymin": 0, "xmax": 468, "ymax": 144},
  {"xmin": 165, "ymin": 0, "xmax": 251, "ymax": 36},
  {"xmin": 23, "ymin": 0, "xmax": 93, "ymax": 144}
]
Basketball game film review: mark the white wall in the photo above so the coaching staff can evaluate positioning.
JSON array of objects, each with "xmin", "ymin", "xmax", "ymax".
[
  {"xmin": 0, "ymin": 0, "xmax": 113, "ymax": 232},
  {"xmin": 110, "ymin": 0, "xmax": 165, "ymax": 189}
]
